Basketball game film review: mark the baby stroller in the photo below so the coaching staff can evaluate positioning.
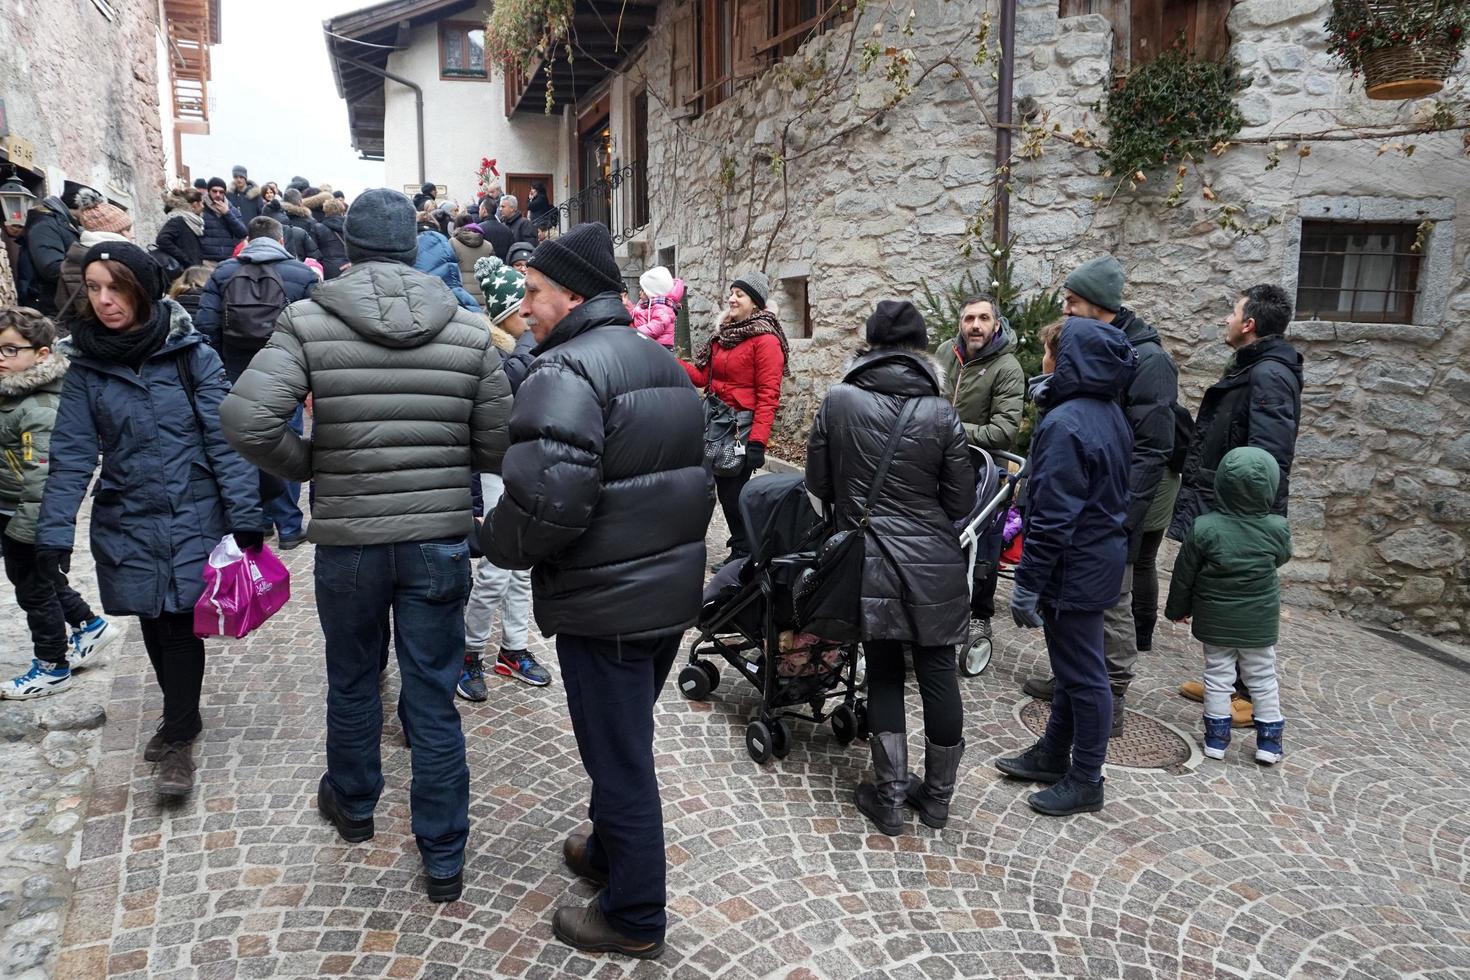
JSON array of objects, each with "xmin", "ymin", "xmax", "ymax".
[
  {"xmin": 680, "ymin": 474, "xmax": 866, "ymax": 764},
  {"xmin": 956, "ymin": 446, "xmax": 1029, "ymax": 677}
]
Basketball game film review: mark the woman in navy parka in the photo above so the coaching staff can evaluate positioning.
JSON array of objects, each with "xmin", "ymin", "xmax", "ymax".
[{"xmin": 34, "ymin": 242, "xmax": 264, "ymax": 798}]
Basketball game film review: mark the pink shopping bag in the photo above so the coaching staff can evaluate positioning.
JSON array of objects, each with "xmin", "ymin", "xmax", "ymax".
[{"xmin": 193, "ymin": 535, "xmax": 291, "ymax": 639}]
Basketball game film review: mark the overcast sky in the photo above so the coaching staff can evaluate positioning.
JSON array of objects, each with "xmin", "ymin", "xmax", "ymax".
[{"xmin": 181, "ymin": 0, "xmax": 386, "ymax": 197}]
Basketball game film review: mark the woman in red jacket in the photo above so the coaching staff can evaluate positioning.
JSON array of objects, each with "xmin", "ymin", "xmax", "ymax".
[{"xmin": 681, "ymin": 271, "xmax": 790, "ymax": 566}]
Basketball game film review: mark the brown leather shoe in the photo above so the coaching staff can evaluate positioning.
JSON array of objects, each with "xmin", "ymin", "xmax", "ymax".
[
  {"xmin": 562, "ymin": 834, "xmax": 609, "ymax": 885},
  {"xmin": 1179, "ymin": 680, "xmax": 1204, "ymax": 702},
  {"xmin": 552, "ymin": 903, "xmax": 663, "ymax": 959},
  {"xmin": 1230, "ymin": 694, "xmax": 1254, "ymax": 729},
  {"xmin": 144, "ymin": 730, "xmax": 167, "ymax": 762},
  {"xmin": 156, "ymin": 742, "xmax": 195, "ymax": 797}
]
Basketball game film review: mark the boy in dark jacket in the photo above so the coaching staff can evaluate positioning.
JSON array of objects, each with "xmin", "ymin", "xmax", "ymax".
[
  {"xmin": 995, "ymin": 317, "xmax": 1135, "ymax": 817},
  {"xmin": 1165, "ymin": 446, "xmax": 1291, "ymax": 764}
]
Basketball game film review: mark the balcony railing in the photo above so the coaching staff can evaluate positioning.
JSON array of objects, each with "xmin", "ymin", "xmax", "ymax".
[{"xmin": 538, "ymin": 160, "xmax": 649, "ymax": 246}]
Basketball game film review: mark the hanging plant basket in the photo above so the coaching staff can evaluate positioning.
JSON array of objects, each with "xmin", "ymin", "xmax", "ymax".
[{"xmin": 1326, "ymin": 0, "xmax": 1469, "ymax": 101}]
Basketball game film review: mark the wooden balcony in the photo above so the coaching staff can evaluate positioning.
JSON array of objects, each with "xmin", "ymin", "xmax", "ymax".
[{"xmin": 163, "ymin": 0, "xmax": 218, "ymax": 133}]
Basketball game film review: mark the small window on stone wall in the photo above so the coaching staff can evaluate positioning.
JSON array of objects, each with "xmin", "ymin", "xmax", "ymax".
[
  {"xmin": 777, "ymin": 276, "xmax": 812, "ymax": 339},
  {"xmin": 1059, "ymin": 0, "xmax": 1232, "ymax": 70},
  {"xmin": 1295, "ymin": 221, "xmax": 1422, "ymax": 324}
]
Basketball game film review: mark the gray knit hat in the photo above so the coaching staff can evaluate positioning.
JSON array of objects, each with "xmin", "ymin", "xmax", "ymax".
[
  {"xmin": 231, "ymin": 164, "xmax": 248, "ymax": 178},
  {"xmin": 343, "ymin": 188, "xmax": 419, "ymax": 265},
  {"xmin": 1063, "ymin": 255, "xmax": 1125, "ymax": 313},
  {"xmin": 732, "ymin": 270, "xmax": 770, "ymax": 309}
]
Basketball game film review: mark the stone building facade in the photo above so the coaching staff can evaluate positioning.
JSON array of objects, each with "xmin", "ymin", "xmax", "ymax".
[{"xmin": 592, "ymin": 0, "xmax": 1470, "ymax": 636}]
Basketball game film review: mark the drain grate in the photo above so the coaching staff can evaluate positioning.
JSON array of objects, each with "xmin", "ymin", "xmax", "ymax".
[{"xmin": 1019, "ymin": 700, "xmax": 1193, "ymax": 771}]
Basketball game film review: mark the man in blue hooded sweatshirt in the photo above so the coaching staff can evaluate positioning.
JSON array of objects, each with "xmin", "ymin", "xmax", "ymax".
[{"xmin": 995, "ymin": 317, "xmax": 1136, "ymax": 816}]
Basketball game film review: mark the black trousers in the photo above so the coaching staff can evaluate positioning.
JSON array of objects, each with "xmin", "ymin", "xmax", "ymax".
[
  {"xmin": 863, "ymin": 640, "xmax": 964, "ymax": 746},
  {"xmin": 1131, "ymin": 528, "xmax": 1166, "ymax": 652},
  {"xmin": 557, "ymin": 632, "xmax": 679, "ymax": 943},
  {"xmin": 139, "ymin": 612, "xmax": 206, "ymax": 744},
  {"xmin": 714, "ymin": 463, "xmax": 754, "ymax": 559},
  {"xmin": 969, "ymin": 562, "xmax": 1001, "ymax": 619},
  {"xmin": 0, "ymin": 515, "xmax": 94, "ymax": 667}
]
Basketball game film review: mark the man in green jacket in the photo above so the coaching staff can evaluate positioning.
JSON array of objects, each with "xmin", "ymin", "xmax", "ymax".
[{"xmin": 936, "ymin": 294, "xmax": 1024, "ymax": 671}]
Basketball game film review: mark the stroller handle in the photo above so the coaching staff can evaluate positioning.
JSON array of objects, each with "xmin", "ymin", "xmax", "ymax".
[{"xmin": 988, "ymin": 448, "xmax": 1029, "ymax": 478}]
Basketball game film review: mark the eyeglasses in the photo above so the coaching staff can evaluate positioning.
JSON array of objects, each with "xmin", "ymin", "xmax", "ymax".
[{"xmin": 0, "ymin": 344, "xmax": 37, "ymax": 358}]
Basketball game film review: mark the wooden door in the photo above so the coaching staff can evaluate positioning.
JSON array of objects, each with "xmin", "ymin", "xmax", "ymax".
[{"xmin": 505, "ymin": 173, "xmax": 552, "ymax": 218}]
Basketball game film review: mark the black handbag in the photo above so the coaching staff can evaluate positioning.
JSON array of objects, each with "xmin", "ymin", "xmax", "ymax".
[{"xmin": 794, "ymin": 399, "xmax": 918, "ymax": 641}]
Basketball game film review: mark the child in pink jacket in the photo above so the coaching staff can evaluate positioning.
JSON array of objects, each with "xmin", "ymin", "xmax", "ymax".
[{"xmin": 629, "ymin": 266, "xmax": 682, "ymax": 349}]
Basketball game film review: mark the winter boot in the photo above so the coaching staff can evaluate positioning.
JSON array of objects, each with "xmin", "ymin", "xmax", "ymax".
[
  {"xmin": 1021, "ymin": 675, "xmax": 1055, "ymax": 701},
  {"xmin": 1253, "ymin": 719, "xmax": 1285, "ymax": 765},
  {"xmin": 1027, "ymin": 772, "xmax": 1105, "ymax": 816},
  {"xmin": 854, "ymin": 732, "xmax": 908, "ymax": 836},
  {"xmin": 1110, "ymin": 692, "xmax": 1127, "ymax": 738},
  {"xmin": 1202, "ymin": 715, "xmax": 1233, "ymax": 760},
  {"xmin": 904, "ymin": 738, "xmax": 966, "ymax": 829},
  {"xmin": 994, "ymin": 740, "xmax": 1068, "ymax": 783}
]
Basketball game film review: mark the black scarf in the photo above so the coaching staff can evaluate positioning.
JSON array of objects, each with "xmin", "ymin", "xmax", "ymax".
[{"xmin": 70, "ymin": 300, "xmax": 171, "ymax": 371}]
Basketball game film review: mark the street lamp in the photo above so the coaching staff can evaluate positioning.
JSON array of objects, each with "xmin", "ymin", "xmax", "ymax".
[{"xmin": 0, "ymin": 179, "xmax": 35, "ymax": 227}]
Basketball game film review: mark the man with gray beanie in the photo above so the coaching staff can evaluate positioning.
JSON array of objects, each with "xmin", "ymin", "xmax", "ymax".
[
  {"xmin": 227, "ymin": 165, "xmax": 261, "ymax": 222},
  {"xmin": 1020, "ymin": 255, "xmax": 1179, "ymax": 737},
  {"xmin": 482, "ymin": 221, "xmax": 709, "ymax": 958},
  {"xmin": 219, "ymin": 188, "xmax": 513, "ymax": 904}
]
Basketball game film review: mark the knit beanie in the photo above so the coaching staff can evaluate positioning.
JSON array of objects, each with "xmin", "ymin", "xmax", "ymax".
[
  {"xmin": 83, "ymin": 241, "xmax": 163, "ymax": 301},
  {"xmin": 865, "ymin": 299, "xmax": 927, "ymax": 349},
  {"xmin": 75, "ymin": 189, "xmax": 133, "ymax": 235},
  {"xmin": 231, "ymin": 164, "xmax": 248, "ymax": 178},
  {"xmin": 506, "ymin": 241, "xmax": 535, "ymax": 266},
  {"xmin": 288, "ymin": 176, "xmax": 310, "ymax": 192},
  {"xmin": 474, "ymin": 256, "xmax": 526, "ymax": 325},
  {"xmin": 526, "ymin": 222, "xmax": 623, "ymax": 299},
  {"xmin": 421, "ymin": 181, "xmax": 438, "ymax": 199},
  {"xmin": 206, "ymin": 176, "xmax": 227, "ymax": 191},
  {"xmin": 323, "ymin": 196, "xmax": 347, "ymax": 217},
  {"xmin": 639, "ymin": 265, "xmax": 675, "ymax": 298},
  {"xmin": 343, "ymin": 188, "xmax": 419, "ymax": 265},
  {"xmin": 732, "ymin": 270, "xmax": 770, "ymax": 309},
  {"xmin": 1063, "ymin": 255, "xmax": 1125, "ymax": 313}
]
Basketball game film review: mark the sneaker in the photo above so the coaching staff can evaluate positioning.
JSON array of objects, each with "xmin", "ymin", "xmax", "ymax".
[
  {"xmin": 495, "ymin": 649, "xmax": 551, "ymax": 687},
  {"xmin": 1, "ymin": 659, "xmax": 72, "ymax": 700},
  {"xmin": 994, "ymin": 740, "xmax": 1068, "ymax": 783},
  {"xmin": 1253, "ymin": 719, "xmax": 1284, "ymax": 766},
  {"xmin": 277, "ymin": 532, "xmax": 308, "ymax": 551},
  {"xmin": 1202, "ymin": 715, "xmax": 1233, "ymax": 760},
  {"xmin": 69, "ymin": 617, "xmax": 116, "ymax": 669},
  {"xmin": 1027, "ymin": 772, "xmax": 1105, "ymax": 817},
  {"xmin": 456, "ymin": 652, "xmax": 488, "ymax": 702}
]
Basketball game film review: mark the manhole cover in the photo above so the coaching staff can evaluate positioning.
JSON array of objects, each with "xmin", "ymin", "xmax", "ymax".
[{"xmin": 1018, "ymin": 700, "xmax": 1193, "ymax": 771}]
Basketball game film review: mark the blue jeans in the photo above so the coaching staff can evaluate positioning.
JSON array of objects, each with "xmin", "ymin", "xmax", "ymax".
[
  {"xmin": 262, "ymin": 405, "xmax": 305, "ymax": 537},
  {"xmin": 315, "ymin": 538, "xmax": 472, "ymax": 877}
]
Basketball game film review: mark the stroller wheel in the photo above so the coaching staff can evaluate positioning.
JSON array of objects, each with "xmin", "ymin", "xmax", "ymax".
[
  {"xmin": 769, "ymin": 718, "xmax": 792, "ymax": 759},
  {"xmin": 699, "ymin": 660, "xmax": 720, "ymax": 693},
  {"xmin": 831, "ymin": 705, "xmax": 857, "ymax": 746},
  {"xmin": 678, "ymin": 663, "xmax": 713, "ymax": 701},
  {"xmin": 961, "ymin": 637, "xmax": 993, "ymax": 677},
  {"xmin": 854, "ymin": 701, "xmax": 869, "ymax": 740},
  {"xmin": 746, "ymin": 720, "xmax": 774, "ymax": 764}
]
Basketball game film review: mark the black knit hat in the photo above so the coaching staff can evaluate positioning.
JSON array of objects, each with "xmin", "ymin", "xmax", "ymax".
[
  {"xmin": 344, "ymin": 188, "xmax": 419, "ymax": 265},
  {"xmin": 288, "ymin": 176, "xmax": 310, "ymax": 192},
  {"xmin": 83, "ymin": 241, "xmax": 164, "ymax": 301},
  {"xmin": 206, "ymin": 176, "xmax": 227, "ymax": 191},
  {"xmin": 526, "ymin": 222, "xmax": 623, "ymax": 299},
  {"xmin": 866, "ymin": 299, "xmax": 927, "ymax": 349}
]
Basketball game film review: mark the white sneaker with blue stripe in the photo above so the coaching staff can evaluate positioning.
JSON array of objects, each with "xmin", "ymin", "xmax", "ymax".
[
  {"xmin": 69, "ymin": 617, "xmax": 115, "ymax": 669},
  {"xmin": 1, "ymin": 659, "xmax": 72, "ymax": 700}
]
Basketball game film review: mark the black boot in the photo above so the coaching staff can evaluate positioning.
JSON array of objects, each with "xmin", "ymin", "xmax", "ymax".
[
  {"xmin": 854, "ymin": 732, "xmax": 908, "ymax": 836},
  {"xmin": 1027, "ymin": 772, "xmax": 1105, "ymax": 816},
  {"xmin": 904, "ymin": 738, "xmax": 965, "ymax": 829},
  {"xmin": 1110, "ymin": 691, "xmax": 1127, "ymax": 738},
  {"xmin": 994, "ymin": 739, "xmax": 1069, "ymax": 783}
]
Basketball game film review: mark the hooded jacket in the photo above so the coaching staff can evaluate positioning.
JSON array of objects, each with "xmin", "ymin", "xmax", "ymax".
[
  {"xmin": 1169, "ymin": 334, "xmax": 1304, "ymax": 541},
  {"xmin": 219, "ymin": 261, "xmax": 512, "ymax": 546},
  {"xmin": 315, "ymin": 214, "xmax": 349, "ymax": 278},
  {"xmin": 630, "ymin": 278, "xmax": 684, "ymax": 349},
  {"xmin": 201, "ymin": 202, "xmax": 248, "ymax": 262},
  {"xmin": 36, "ymin": 300, "xmax": 264, "ymax": 616},
  {"xmin": 414, "ymin": 230, "xmax": 481, "ymax": 312},
  {"xmin": 1165, "ymin": 446, "xmax": 1293, "ymax": 647},
  {"xmin": 278, "ymin": 202, "xmax": 324, "ymax": 264},
  {"xmin": 1015, "ymin": 317, "xmax": 1137, "ymax": 611},
  {"xmin": 195, "ymin": 237, "xmax": 318, "ymax": 375},
  {"xmin": 936, "ymin": 322, "xmax": 1026, "ymax": 452},
  {"xmin": 480, "ymin": 294, "xmax": 710, "ymax": 641},
  {"xmin": 1110, "ymin": 307, "xmax": 1179, "ymax": 560},
  {"xmin": 805, "ymin": 348, "xmax": 976, "ymax": 645},
  {"xmin": 0, "ymin": 352, "xmax": 69, "ymax": 544},
  {"xmin": 21, "ymin": 198, "xmax": 80, "ymax": 315},
  {"xmin": 226, "ymin": 181, "xmax": 262, "ymax": 222},
  {"xmin": 450, "ymin": 229, "xmax": 496, "ymax": 307}
]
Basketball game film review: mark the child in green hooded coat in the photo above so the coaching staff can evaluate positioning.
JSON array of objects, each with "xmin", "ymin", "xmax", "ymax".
[{"xmin": 1165, "ymin": 446, "xmax": 1292, "ymax": 764}]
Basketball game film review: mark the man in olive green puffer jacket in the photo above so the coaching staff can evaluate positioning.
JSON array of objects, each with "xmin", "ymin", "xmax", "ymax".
[{"xmin": 1165, "ymin": 447, "xmax": 1292, "ymax": 766}]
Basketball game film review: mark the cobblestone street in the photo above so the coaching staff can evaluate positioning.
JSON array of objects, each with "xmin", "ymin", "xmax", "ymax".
[{"xmin": 2, "ymin": 507, "xmax": 1467, "ymax": 979}]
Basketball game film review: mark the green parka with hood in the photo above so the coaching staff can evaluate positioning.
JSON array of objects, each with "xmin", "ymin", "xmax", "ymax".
[{"xmin": 935, "ymin": 324, "xmax": 1025, "ymax": 452}]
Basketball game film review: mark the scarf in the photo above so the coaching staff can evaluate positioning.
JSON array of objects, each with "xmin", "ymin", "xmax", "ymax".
[
  {"xmin": 692, "ymin": 308, "xmax": 792, "ymax": 376},
  {"xmin": 178, "ymin": 211, "xmax": 205, "ymax": 237},
  {"xmin": 70, "ymin": 300, "xmax": 171, "ymax": 371}
]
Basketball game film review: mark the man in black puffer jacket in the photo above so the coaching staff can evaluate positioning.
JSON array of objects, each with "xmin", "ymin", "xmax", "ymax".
[
  {"xmin": 1020, "ymin": 256, "xmax": 1179, "ymax": 735},
  {"xmin": 201, "ymin": 178, "xmax": 248, "ymax": 262},
  {"xmin": 482, "ymin": 221, "xmax": 708, "ymax": 961}
]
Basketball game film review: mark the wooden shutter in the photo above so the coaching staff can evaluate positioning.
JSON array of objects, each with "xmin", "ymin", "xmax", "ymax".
[
  {"xmin": 732, "ymin": 0, "xmax": 769, "ymax": 82},
  {"xmin": 1133, "ymin": 0, "xmax": 1233, "ymax": 66},
  {"xmin": 669, "ymin": 2, "xmax": 697, "ymax": 113}
]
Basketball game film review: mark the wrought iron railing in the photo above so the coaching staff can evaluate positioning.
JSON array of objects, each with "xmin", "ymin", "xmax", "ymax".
[{"xmin": 538, "ymin": 160, "xmax": 649, "ymax": 246}]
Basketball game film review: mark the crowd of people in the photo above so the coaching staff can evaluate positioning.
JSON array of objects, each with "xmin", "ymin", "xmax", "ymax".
[{"xmin": 0, "ymin": 164, "xmax": 1304, "ymax": 958}]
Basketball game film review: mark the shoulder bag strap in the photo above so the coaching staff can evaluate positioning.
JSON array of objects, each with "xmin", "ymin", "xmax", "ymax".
[{"xmin": 858, "ymin": 397, "xmax": 919, "ymax": 525}]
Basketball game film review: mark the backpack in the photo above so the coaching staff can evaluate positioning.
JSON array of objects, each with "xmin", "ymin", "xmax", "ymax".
[{"xmin": 222, "ymin": 261, "xmax": 288, "ymax": 343}]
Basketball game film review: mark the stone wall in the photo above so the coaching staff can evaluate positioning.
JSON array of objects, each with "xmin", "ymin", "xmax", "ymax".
[
  {"xmin": 1, "ymin": 0, "xmax": 169, "ymax": 240},
  {"xmin": 627, "ymin": 0, "xmax": 1470, "ymax": 637}
]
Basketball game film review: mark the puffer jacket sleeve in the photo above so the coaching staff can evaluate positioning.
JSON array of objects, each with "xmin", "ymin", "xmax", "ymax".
[
  {"xmin": 481, "ymin": 361, "xmax": 605, "ymax": 570},
  {"xmin": 968, "ymin": 357, "xmax": 1025, "ymax": 451},
  {"xmin": 1163, "ymin": 528, "xmax": 1202, "ymax": 622},
  {"xmin": 222, "ymin": 207, "xmax": 248, "ymax": 240},
  {"xmin": 1247, "ymin": 362, "xmax": 1300, "ymax": 512},
  {"xmin": 4, "ymin": 396, "xmax": 58, "ymax": 544},
  {"xmin": 1013, "ymin": 419, "xmax": 1088, "ymax": 599},
  {"xmin": 155, "ymin": 218, "xmax": 190, "ymax": 270},
  {"xmin": 188, "ymin": 344, "xmax": 265, "ymax": 531},
  {"xmin": 26, "ymin": 215, "xmax": 73, "ymax": 282},
  {"xmin": 218, "ymin": 308, "xmax": 313, "ymax": 482},
  {"xmin": 804, "ymin": 399, "xmax": 833, "ymax": 504},
  {"xmin": 680, "ymin": 358, "xmax": 710, "ymax": 389},
  {"xmin": 501, "ymin": 330, "xmax": 536, "ymax": 394},
  {"xmin": 937, "ymin": 404, "xmax": 974, "ymax": 522},
  {"xmin": 748, "ymin": 333, "xmax": 785, "ymax": 446},
  {"xmin": 34, "ymin": 372, "xmax": 99, "ymax": 552},
  {"xmin": 470, "ymin": 342, "xmax": 512, "ymax": 475},
  {"xmin": 1123, "ymin": 350, "xmax": 1175, "ymax": 549}
]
